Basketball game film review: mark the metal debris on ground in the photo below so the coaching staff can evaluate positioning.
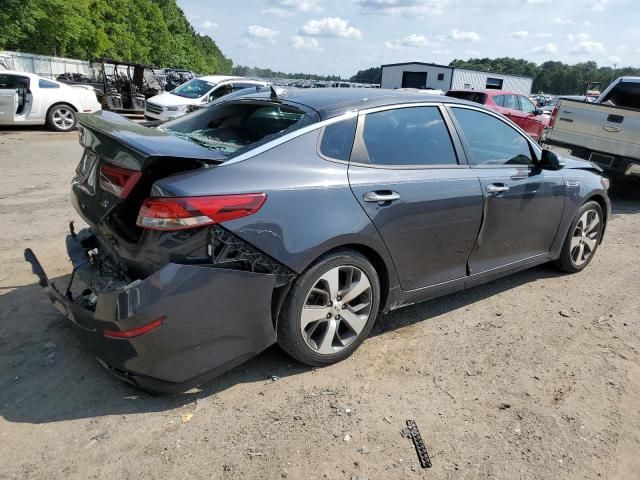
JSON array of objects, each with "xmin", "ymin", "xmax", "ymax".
[{"xmin": 401, "ymin": 420, "xmax": 432, "ymax": 469}]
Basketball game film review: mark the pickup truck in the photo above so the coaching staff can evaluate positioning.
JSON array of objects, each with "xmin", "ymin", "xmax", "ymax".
[{"xmin": 544, "ymin": 77, "xmax": 640, "ymax": 181}]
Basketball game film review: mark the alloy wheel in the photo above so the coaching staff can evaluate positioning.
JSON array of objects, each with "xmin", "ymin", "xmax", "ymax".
[
  {"xmin": 300, "ymin": 265, "xmax": 373, "ymax": 355},
  {"xmin": 570, "ymin": 209, "xmax": 600, "ymax": 266},
  {"xmin": 52, "ymin": 107, "xmax": 75, "ymax": 130}
]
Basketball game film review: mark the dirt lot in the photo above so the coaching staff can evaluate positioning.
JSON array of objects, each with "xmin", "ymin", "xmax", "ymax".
[{"xmin": 1, "ymin": 127, "xmax": 639, "ymax": 480}]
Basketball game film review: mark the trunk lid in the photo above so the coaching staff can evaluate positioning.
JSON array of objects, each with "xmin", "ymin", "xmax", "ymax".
[{"xmin": 72, "ymin": 111, "xmax": 224, "ymax": 239}]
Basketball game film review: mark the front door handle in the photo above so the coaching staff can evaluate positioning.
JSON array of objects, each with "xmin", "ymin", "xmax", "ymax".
[
  {"xmin": 485, "ymin": 184, "xmax": 510, "ymax": 194},
  {"xmin": 363, "ymin": 191, "xmax": 401, "ymax": 203}
]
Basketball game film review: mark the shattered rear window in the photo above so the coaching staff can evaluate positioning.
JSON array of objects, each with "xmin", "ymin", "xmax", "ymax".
[{"xmin": 162, "ymin": 101, "xmax": 318, "ymax": 157}]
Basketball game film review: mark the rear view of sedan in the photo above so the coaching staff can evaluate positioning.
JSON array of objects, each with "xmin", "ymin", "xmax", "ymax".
[{"xmin": 26, "ymin": 89, "xmax": 610, "ymax": 393}]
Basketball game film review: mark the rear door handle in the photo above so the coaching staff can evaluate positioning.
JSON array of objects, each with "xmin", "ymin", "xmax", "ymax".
[
  {"xmin": 485, "ymin": 184, "xmax": 510, "ymax": 194},
  {"xmin": 363, "ymin": 191, "xmax": 401, "ymax": 203}
]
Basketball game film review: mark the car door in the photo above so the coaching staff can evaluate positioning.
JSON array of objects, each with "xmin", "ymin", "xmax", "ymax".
[
  {"xmin": 517, "ymin": 95, "xmax": 545, "ymax": 139},
  {"xmin": 347, "ymin": 105, "xmax": 484, "ymax": 291},
  {"xmin": 0, "ymin": 74, "xmax": 19, "ymax": 123},
  {"xmin": 447, "ymin": 105, "xmax": 566, "ymax": 274}
]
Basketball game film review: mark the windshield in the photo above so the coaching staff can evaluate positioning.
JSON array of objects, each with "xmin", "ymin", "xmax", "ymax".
[
  {"xmin": 162, "ymin": 100, "xmax": 319, "ymax": 156},
  {"xmin": 171, "ymin": 78, "xmax": 216, "ymax": 99}
]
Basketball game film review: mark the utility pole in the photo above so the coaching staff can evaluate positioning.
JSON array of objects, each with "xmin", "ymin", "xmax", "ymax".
[{"xmin": 610, "ymin": 63, "xmax": 617, "ymax": 84}]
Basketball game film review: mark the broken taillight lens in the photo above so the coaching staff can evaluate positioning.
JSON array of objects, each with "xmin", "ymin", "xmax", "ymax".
[
  {"xmin": 136, "ymin": 193, "xmax": 267, "ymax": 231},
  {"xmin": 99, "ymin": 164, "xmax": 142, "ymax": 198}
]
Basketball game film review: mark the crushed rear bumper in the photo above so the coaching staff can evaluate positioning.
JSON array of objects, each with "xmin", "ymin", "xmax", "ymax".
[{"xmin": 24, "ymin": 229, "xmax": 277, "ymax": 394}]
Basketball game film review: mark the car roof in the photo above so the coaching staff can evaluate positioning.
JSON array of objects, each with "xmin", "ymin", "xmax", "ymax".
[
  {"xmin": 1, "ymin": 70, "xmax": 39, "ymax": 78},
  {"xmin": 236, "ymin": 88, "xmax": 474, "ymax": 119}
]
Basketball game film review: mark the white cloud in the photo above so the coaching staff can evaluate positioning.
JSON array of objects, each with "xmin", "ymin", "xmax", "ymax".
[
  {"xmin": 510, "ymin": 30, "xmax": 529, "ymax": 38},
  {"xmin": 567, "ymin": 33, "xmax": 590, "ymax": 42},
  {"xmin": 525, "ymin": 0, "xmax": 552, "ymax": 3},
  {"xmin": 430, "ymin": 48, "xmax": 451, "ymax": 55},
  {"xmin": 582, "ymin": 20, "xmax": 592, "ymax": 27},
  {"xmin": 448, "ymin": 29, "xmax": 481, "ymax": 42},
  {"xmin": 356, "ymin": 0, "xmax": 449, "ymax": 16},
  {"xmin": 385, "ymin": 34, "xmax": 429, "ymax": 49},
  {"xmin": 535, "ymin": 32, "xmax": 553, "ymax": 38},
  {"xmin": 589, "ymin": 0, "xmax": 608, "ymax": 11},
  {"xmin": 299, "ymin": 17, "xmax": 362, "ymax": 39},
  {"xmin": 200, "ymin": 20, "xmax": 218, "ymax": 30},
  {"xmin": 553, "ymin": 17, "xmax": 576, "ymax": 25},
  {"xmin": 290, "ymin": 35, "xmax": 323, "ymax": 50},
  {"xmin": 242, "ymin": 39, "xmax": 261, "ymax": 49},
  {"xmin": 531, "ymin": 42, "xmax": 558, "ymax": 54},
  {"xmin": 608, "ymin": 55, "xmax": 621, "ymax": 64},
  {"xmin": 465, "ymin": 49, "xmax": 481, "ymax": 56},
  {"xmin": 262, "ymin": 0, "xmax": 322, "ymax": 16},
  {"xmin": 570, "ymin": 41, "xmax": 605, "ymax": 54},
  {"xmin": 247, "ymin": 25, "xmax": 279, "ymax": 39}
]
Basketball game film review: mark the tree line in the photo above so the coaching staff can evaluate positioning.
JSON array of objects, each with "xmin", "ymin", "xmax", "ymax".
[
  {"xmin": 233, "ymin": 65, "xmax": 342, "ymax": 82},
  {"xmin": 0, "ymin": 0, "xmax": 232, "ymax": 74},
  {"xmin": 350, "ymin": 58, "xmax": 640, "ymax": 94}
]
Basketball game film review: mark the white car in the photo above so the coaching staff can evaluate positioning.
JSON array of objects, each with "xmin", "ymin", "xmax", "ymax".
[
  {"xmin": 0, "ymin": 71, "xmax": 101, "ymax": 131},
  {"xmin": 144, "ymin": 75, "xmax": 268, "ymax": 121}
]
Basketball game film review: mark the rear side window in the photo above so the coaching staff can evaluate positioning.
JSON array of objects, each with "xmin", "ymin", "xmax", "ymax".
[
  {"xmin": 361, "ymin": 106, "xmax": 457, "ymax": 166},
  {"xmin": 446, "ymin": 91, "xmax": 487, "ymax": 105},
  {"xmin": 451, "ymin": 107, "xmax": 532, "ymax": 166},
  {"xmin": 493, "ymin": 95, "xmax": 505, "ymax": 107},
  {"xmin": 39, "ymin": 79, "xmax": 60, "ymax": 88},
  {"xmin": 320, "ymin": 117, "xmax": 357, "ymax": 161},
  {"xmin": 502, "ymin": 94, "xmax": 518, "ymax": 110},
  {"xmin": 163, "ymin": 101, "xmax": 319, "ymax": 157}
]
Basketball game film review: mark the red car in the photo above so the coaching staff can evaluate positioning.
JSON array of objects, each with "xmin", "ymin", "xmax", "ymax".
[{"xmin": 446, "ymin": 90, "xmax": 549, "ymax": 142}]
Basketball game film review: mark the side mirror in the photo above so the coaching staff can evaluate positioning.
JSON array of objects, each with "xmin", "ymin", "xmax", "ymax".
[
  {"xmin": 540, "ymin": 149, "xmax": 565, "ymax": 170},
  {"xmin": 534, "ymin": 107, "xmax": 544, "ymax": 115}
]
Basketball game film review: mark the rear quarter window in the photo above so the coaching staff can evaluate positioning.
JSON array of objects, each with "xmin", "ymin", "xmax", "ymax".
[{"xmin": 319, "ymin": 117, "xmax": 357, "ymax": 161}]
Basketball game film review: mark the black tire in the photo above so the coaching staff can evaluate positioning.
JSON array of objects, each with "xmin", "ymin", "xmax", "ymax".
[
  {"xmin": 277, "ymin": 250, "xmax": 381, "ymax": 367},
  {"xmin": 555, "ymin": 200, "xmax": 604, "ymax": 273},
  {"xmin": 46, "ymin": 104, "xmax": 77, "ymax": 132}
]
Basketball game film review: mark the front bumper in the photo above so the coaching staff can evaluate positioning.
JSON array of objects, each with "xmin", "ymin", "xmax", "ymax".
[{"xmin": 25, "ymin": 229, "xmax": 278, "ymax": 394}]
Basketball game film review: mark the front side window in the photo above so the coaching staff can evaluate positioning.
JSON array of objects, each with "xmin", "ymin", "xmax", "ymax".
[
  {"xmin": 493, "ymin": 95, "xmax": 505, "ymax": 107},
  {"xmin": 518, "ymin": 96, "xmax": 536, "ymax": 114},
  {"xmin": 361, "ymin": 106, "xmax": 457, "ymax": 166},
  {"xmin": 319, "ymin": 117, "xmax": 357, "ymax": 161},
  {"xmin": 451, "ymin": 107, "xmax": 532, "ymax": 166},
  {"xmin": 0, "ymin": 74, "xmax": 28, "ymax": 90},
  {"xmin": 39, "ymin": 79, "xmax": 60, "ymax": 89},
  {"xmin": 209, "ymin": 84, "xmax": 233, "ymax": 101},
  {"xmin": 171, "ymin": 78, "xmax": 216, "ymax": 99},
  {"xmin": 502, "ymin": 94, "xmax": 519, "ymax": 110}
]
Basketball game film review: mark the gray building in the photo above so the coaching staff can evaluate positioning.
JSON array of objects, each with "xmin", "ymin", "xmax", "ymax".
[{"xmin": 381, "ymin": 62, "xmax": 533, "ymax": 96}]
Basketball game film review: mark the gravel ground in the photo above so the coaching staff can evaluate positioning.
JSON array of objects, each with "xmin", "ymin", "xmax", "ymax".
[{"xmin": 1, "ymin": 127, "xmax": 639, "ymax": 480}]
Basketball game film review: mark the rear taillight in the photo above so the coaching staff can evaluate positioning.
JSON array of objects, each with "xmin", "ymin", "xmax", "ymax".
[
  {"xmin": 99, "ymin": 164, "xmax": 142, "ymax": 198},
  {"xmin": 103, "ymin": 317, "xmax": 164, "ymax": 339},
  {"xmin": 136, "ymin": 193, "xmax": 267, "ymax": 231},
  {"xmin": 549, "ymin": 105, "xmax": 559, "ymax": 129}
]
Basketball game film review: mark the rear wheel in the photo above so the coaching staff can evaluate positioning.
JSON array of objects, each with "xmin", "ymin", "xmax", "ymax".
[
  {"xmin": 555, "ymin": 201, "xmax": 603, "ymax": 273},
  {"xmin": 277, "ymin": 250, "xmax": 380, "ymax": 366},
  {"xmin": 46, "ymin": 104, "xmax": 77, "ymax": 132}
]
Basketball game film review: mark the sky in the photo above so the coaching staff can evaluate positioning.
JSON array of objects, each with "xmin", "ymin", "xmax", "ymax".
[{"xmin": 177, "ymin": 0, "xmax": 637, "ymax": 77}]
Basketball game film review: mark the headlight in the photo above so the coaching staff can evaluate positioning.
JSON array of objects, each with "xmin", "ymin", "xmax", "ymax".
[{"xmin": 166, "ymin": 105, "xmax": 187, "ymax": 112}]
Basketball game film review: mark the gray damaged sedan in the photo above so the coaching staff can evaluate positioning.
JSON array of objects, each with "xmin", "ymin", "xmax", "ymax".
[{"xmin": 25, "ymin": 89, "xmax": 611, "ymax": 393}]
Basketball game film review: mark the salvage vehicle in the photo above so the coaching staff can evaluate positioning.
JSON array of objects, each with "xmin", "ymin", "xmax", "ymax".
[
  {"xmin": 0, "ymin": 70, "xmax": 101, "ymax": 131},
  {"xmin": 144, "ymin": 76, "xmax": 268, "ymax": 121},
  {"xmin": 25, "ymin": 89, "xmax": 610, "ymax": 393},
  {"xmin": 544, "ymin": 77, "xmax": 640, "ymax": 182},
  {"xmin": 446, "ymin": 89, "xmax": 550, "ymax": 142}
]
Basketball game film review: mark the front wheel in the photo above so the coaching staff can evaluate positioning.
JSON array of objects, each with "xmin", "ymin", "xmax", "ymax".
[
  {"xmin": 46, "ymin": 104, "xmax": 77, "ymax": 132},
  {"xmin": 277, "ymin": 250, "xmax": 381, "ymax": 366},
  {"xmin": 555, "ymin": 201, "xmax": 604, "ymax": 273}
]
